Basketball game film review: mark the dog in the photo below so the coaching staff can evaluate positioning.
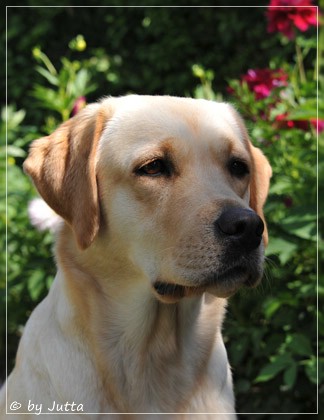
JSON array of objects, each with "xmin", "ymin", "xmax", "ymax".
[{"xmin": 0, "ymin": 95, "xmax": 271, "ymax": 419}]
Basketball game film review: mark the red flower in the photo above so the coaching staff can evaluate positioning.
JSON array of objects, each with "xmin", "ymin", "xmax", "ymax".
[
  {"xmin": 242, "ymin": 68, "xmax": 288, "ymax": 100},
  {"xmin": 284, "ymin": 196, "xmax": 294, "ymax": 208},
  {"xmin": 267, "ymin": 0, "xmax": 318, "ymax": 39},
  {"xmin": 275, "ymin": 113, "xmax": 310, "ymax": 130},
  {"xmin": 275, "ymin": 115, "xmax": 324, "ymax": 133}
]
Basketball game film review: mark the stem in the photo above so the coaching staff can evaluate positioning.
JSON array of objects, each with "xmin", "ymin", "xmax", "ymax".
[
  {"xmin": 61, "ymin": 109, "xmax": 70, "ymax": 122},
  {"xmin": 295, "ymin": 43, "xmax": 306, "ymax": 84},
  {"xmin": 40, "ymin": 52, "xmax": 57, "ymax": 76},
  {"xmin": 316, "ymin": 24, "xmax": 324, "ymax": 81}
]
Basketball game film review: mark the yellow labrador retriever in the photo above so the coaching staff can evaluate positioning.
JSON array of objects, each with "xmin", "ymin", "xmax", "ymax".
[{"xmin": 1, "ymin": 95, "xmax": 271, "ymax": 419}]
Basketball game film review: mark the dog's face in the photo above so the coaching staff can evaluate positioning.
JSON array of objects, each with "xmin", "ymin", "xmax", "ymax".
[{"xmin": 24, "ymin": 95, "xmax": 271, "ymax": 303}]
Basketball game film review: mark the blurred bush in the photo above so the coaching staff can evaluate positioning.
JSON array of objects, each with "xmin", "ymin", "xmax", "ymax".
[
  {"xmin": 2, "ymin": 1, "xmax": 295, "ymax": 122},
  {"xmin": 1, "ymin": 1, "xmax": 322, "ymax": 416}
]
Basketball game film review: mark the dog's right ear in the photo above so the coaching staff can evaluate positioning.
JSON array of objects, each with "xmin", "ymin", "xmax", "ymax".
[{"xmin": 23, "ymin": 102, "xmax": 112, "ymax": 250}]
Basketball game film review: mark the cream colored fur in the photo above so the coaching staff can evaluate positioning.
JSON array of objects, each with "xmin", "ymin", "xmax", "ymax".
[{"xmin": 0, "ymin": 96, "xmax": 271, "ymax": 419}]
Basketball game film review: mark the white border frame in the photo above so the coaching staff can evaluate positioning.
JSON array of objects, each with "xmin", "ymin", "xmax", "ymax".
[{"xmin": 5, "ymin": 4, "xmax": 319, "ymax": 416}]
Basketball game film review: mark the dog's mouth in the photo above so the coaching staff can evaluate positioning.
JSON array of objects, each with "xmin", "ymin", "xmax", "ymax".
[
  {"xmin": 153, "ymin": 266, "xmax": 260, "ymax": 304},
  {"xmin": 153, "ymin": 282, "xmax": 188, "ymax": 303}
]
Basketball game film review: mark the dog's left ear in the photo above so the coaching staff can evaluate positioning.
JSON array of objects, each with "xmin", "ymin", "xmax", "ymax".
[
  {"xmin": 249, "ymin": 145, "xmax": 272, "ymax": 246},
  {"xmin": 228, "ymin": 105, "xmax": 272, "ymax": 246},
  {"xmin": 23, "ymin": 102, "xmax": 112, "ymax": 250}
]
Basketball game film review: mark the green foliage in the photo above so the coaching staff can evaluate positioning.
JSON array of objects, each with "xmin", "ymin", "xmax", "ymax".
[
  {"xmin": 28, "ymin": 41, "xmax": 116, "ymax": 132},
  {"xmin": 192, "ymin": 64, "xmax": 222, "ymax": 101},
  {"xmin": 0, "ymin": 107, "xmax": 56, "ymax": 378},
  {"xmin": 2, "ymin": 2, "xmax": 290, "ymax": 121},
  {"xmin": 2, "ymin": 4, "xmax": 322, "ymax": 417},
  {"xmin": 32, "ymin": 46, "xmax": 97, "ymax": 122}
]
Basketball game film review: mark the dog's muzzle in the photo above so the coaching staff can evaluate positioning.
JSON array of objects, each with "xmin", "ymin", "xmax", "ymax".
[{"xmin": 153, "ymin": 207, "xmax": 265, "ymax": 304}]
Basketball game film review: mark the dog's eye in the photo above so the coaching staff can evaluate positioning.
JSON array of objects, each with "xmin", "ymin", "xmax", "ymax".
[
  {"xmin": 137, "ymin": 159, "xmax": 168, "ymax": 177},
  {"xmin": 228, "ymin": 159, "xmax": 249, "ymax": 178}
]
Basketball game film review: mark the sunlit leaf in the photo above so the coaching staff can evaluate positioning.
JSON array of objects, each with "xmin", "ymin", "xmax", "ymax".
[{"xmin": 255, "ymin": 354, "xmax": 293, "ymax": 383}]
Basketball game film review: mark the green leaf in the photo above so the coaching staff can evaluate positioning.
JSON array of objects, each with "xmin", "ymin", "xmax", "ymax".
[
  {"xmin": 27, "ymin": 270, "xmax": 46, "ymax": 301},
  {"xmin": 288, "ymin": 334, "xmax": 313, "ymax": 356},
  {"xmin": 73, "ymin": 69, "xmax": 89, "ymax": 95},
  {"xmin": 36, "ymin": 66, "xmax": 59, "ymax": 86},
  {"xmin": 296, "ymin": 35, "xmax": 317, "ymax": 49},
  {"xmin": 303, "ymin": 358, "xmax": 318, "ymax": 384},
  {"xmin": 269, "ymin": 177, "xmax": 292, "ymax": 195},
  {"xmin": 280, "ymin": 212, "xmax": 317, "ymax": 241},
  {"xmin": 4, "ymin": 107, "xmax": 26, "ymax": 131},
  {"xmin": 288, "ymin": 99, "xmax": 324, "ymax": 120},
  {"xmin": 32, "ymin": 85, "xmax": 66, "ymax": 114},
  {"xmin": 255, "ymin": 363, "xmax": 283, "ymax": 383},
  {"xmin": 7, "ymin": 145, "xmax": 26, "ymax": 158},
  {"xmin": 266, "ymin": 237, "xmax": 298, "ymax": 264},
  {"xmin": 255, "ymin": 354, "xmax": 293, "ymax": 383},
  {"xmin": 283, "ymin": 363, "xmax": 297, "ymax": 389},
  {"xmin": 263, "ymin": 298, "xmax": 281, "ymax": 319}
]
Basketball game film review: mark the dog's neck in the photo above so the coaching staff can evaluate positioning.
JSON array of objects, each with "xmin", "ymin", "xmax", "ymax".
[{"xmin": 54, "ymin": 225, "xmax": 228, "ymax": 412}]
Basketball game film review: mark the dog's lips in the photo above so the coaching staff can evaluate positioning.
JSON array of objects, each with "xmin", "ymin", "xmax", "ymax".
[
  {"xmin": 153, "ymin": 282, "xmax": 186, "ymax": 303},
  {"xmin": 153, "ymin": 266, "xmax": 260, "ymax": 303}
]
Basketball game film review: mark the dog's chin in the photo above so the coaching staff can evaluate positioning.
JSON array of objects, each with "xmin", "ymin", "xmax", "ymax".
[{"xmin": 152, "ymin": 266, "xmax": 262, "ymax": 304}]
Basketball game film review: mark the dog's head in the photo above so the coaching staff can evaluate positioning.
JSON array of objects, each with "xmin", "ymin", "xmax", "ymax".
[{"xmin": 24, "ymin": 95, "xmax": 271, "ymax": 303}]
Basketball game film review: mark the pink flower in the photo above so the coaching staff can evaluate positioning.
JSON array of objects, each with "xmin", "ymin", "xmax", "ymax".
[
  {"xmin": 71, "ymin": 96, "xmax": 86, "ymax": 116},
  {"xmin": 310, "ymin": 118, "xmax": 324, "ymax": 134},
  {"xmin": 267, "ymin": 0, "xmax": 318, "ymax": 39},
  {"xmin": 242, "ymin": 68, "xmax": 288, "ymax": 100}
]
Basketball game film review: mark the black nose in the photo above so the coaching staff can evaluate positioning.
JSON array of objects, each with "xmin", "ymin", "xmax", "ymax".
[{"xmin": 215, "ymin": 207, "xmax": 264, "ymax": 252}]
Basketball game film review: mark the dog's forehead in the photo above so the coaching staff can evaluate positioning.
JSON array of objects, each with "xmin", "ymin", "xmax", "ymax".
[{"xmin": 98, "ymin": 96, "xmax": 248, "ymax": 164}]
